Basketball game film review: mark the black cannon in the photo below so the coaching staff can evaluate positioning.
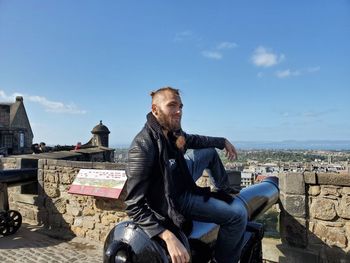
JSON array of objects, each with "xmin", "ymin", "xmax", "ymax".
[
  {"xmin": 0, "ymin": 168, "xmax": 38, "ymax": 236},
  {"xmin": 103, "ymin": 176, "xmax": 279, "ymax": 263}
]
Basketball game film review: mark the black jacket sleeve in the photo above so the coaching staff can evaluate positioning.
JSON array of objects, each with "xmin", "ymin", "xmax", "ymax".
[
  {"xmin": 184, "ymin": 132, "xmax": 226, "ymax": 150},
  {"xmin": 125, "ymin": 135, "xmax": 166, "ymax": 238}
]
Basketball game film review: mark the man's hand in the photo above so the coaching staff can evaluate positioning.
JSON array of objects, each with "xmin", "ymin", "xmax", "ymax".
[
  {"xmin": 159, "ymin": 230, "xmax": 190, "ymax": 263},
  {"xmin": 224, "ymin": 139, "xmax": 238, "ymax": 161}
]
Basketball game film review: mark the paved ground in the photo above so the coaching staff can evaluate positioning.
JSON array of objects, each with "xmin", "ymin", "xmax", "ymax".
[{"xmin": 0, "ymin": 223, "xmax": 103, "ymax": 263}]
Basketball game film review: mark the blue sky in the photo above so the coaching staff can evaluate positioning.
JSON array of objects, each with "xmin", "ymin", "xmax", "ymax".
[{"xmin": 0, "ymin": 1, "xmax": 349, "ymax": 146}]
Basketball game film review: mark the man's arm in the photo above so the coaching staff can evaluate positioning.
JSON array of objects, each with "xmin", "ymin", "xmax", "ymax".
[
  {"xmin": 184, "ymin": 133, "xmax": 226, "ymax": 150},
  {"xmin": 159, "ymin": 230, "xmax": 190, "ymax": 263},
  {"xmin": 185, "ymin": 133, "xmax": 238, "ymax": 160},
  {"xmin": 125, "ymin": 141, "xmax": 166, "ymax": 238}
]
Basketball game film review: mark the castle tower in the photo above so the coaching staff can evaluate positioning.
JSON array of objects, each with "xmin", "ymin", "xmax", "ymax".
[{"xmin": 91, "ymin": 120, "xmax": 110, "ymax": 147}]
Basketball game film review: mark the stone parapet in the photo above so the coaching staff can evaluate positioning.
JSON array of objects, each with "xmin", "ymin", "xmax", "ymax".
[
  {"xmin": 279, "ymin": 171, "xmax": 350, "ymax": 262},
  {"xmin": 4, "ymin": 157, "xmax": 128, "ymax": 242}
]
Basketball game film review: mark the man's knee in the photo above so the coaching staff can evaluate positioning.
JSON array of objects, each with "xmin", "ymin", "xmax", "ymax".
[
  {"xmin": 194, "ymin": 148, "xmax": 218, "ymax": 161},
  {"xmin": 226, "ymin": 203, "xmax": 248, "ymax": 228}
]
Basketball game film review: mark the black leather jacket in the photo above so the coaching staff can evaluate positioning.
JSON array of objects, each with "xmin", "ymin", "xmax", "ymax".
[{"xmin": 125, "ymin": 113, "xmax": 226, "ymax": 238}]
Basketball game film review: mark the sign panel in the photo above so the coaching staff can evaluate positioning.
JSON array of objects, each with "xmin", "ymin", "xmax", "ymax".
[{"xmin": 68, "ymin": 169, "xmax": 127, "ymax": 199}]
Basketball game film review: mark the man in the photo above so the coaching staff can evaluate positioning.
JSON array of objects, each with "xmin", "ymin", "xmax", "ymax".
[{"xmin": 125, "ymin": 87, "xmax": 247, "ymax": 263}]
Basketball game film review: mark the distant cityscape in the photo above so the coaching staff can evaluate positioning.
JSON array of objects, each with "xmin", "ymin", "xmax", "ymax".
[
  {"xmin": 114, "ymin": 145, "xmax": 350, "ymax": 188},
  {"xmin": 112, "ymin": 140, "xmax": 350, "ymax": 151},
  {"xmin": 115, "ymin": 146, "xmax": 350, "ymax": 169}
]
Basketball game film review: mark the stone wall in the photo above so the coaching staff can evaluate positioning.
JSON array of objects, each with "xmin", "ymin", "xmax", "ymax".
[
  {"xmin": 0, "ymin": 157, "xmax": 19, "ymax": 169},
  {"xmin": 4, "ymin": 155, "xmax": 350, "ymax": 261},
  {"xmin": 3, "ymin": 157, "xmax": 128, "ymax": 242},
  {"xmin": 279, "ymin": 172, "xmax": 350, "ymax": 262}
]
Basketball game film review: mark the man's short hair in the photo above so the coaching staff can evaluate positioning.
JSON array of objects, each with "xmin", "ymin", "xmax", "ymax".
[{"xmin": 150, "ymin": 86, "xmax": 180, "ymax": 99}]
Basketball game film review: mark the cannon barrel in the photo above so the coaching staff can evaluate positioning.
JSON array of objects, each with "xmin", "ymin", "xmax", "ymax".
[
  {"xmin": 103, "ymin": 176, "xmax": 279, "ymax": 263},
  {"xmin": 236, "ymin": 176, "xmax": 279, "ymax": 220},
  {"xmin": 0, "ymin": 168, "xmax": 38, "ymax": 186}
]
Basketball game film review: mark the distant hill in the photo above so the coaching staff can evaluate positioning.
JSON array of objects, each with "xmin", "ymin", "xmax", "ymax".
[{"xmin": 235, "ymin": 140, "xmax": 350, "ymax": 151}]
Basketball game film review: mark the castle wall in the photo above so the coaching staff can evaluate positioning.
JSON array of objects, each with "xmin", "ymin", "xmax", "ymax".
[
  {"xmin": 279, "ymin": 172, "xmax": 350, "ymax": 262},
  {"xmin": 3, "ymin": 155, "xmax": 350, "ymax": 261},
  {"xmin": 1, "ymin": 157, "xmax": 127, "ymax": 242}
]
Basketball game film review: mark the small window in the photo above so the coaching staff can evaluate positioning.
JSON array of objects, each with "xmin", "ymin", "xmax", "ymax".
[{"xmin": 19, "ymin": 133, "xmax": 25, "ymax": 148}]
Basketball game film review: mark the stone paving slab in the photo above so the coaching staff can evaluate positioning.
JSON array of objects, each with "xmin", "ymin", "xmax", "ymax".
[{"xmin": 0, "ymin": 224, "xmax": 103, "ymax": 263}]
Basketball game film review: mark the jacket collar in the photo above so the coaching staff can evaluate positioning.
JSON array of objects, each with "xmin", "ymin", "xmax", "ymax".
[{"xmin": 146, "ymin": 112, "xmax": 163, "ymax": 137}]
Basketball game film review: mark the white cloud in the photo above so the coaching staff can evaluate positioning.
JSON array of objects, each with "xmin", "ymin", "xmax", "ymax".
[
  {"xmin": 216, "ymin": 42, "xmax": 238, "ymax": 50},
  {"xmin": 276, "ymin": 66, "xmax": 320, "ymax": 79},
  {"xmin": 201, "ymin": 51, "xmax": 223, "ymax": 60},
  {"xmin": 251, "ymin": 46, "xmax": 285, "ymax": 67},
  {"xmin": 0, "ymin": 89, "xmax": 86, "ymax": 114},
  {"xmin": 202, "ymin": 41, "xmax": 237, "ymax": 60},
  {"xmin": 276, "ymin": 69, "xmax": 300, "ymax": 78},
  {"xmin": 0, "ymin": 90, "xmax": 21, "ymax": 101}
]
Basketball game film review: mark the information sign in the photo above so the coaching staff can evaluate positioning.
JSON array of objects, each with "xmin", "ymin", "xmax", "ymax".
[{"xmin": 68, "ymin": 169, "xmax": 127, "ymax": 199}]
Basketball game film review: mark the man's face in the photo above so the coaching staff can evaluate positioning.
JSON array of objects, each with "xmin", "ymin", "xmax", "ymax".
[{"xmin": 153, "ymin": 90, "xmax": 183, "ymax": 132}]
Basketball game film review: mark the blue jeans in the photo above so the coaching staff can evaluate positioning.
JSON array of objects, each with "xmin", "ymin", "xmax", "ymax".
[{"xmin": 178, "ymin": 148, "xmax": 248, "ymax": 263}]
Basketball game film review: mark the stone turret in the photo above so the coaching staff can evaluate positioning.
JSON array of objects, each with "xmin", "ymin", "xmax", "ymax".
[{"xmin": 91, "ymin": 120, "xmax": 110, "ymax": 147}]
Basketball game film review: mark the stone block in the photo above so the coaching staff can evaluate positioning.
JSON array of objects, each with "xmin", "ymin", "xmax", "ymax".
[
  {"xmin": 56, "ymin": 160, "xmax": 68, "ymax": 167},
  {"xmin": 101, "ymin": 213, "xmax": 117, "ymax": 226},
  {"xmin": 74, "ymin": 217, "xmax": 84, "ymax": 227},
  {"xmin": 281, "ymin": 194, "xmax": 306, "ymax": 217},
  {"xmin": 310, "ymin": 198, "xmax": 337, "ymax": 221},
  {"xmin": 82, "ymin": 218, "xmax": 95, "ymax": 229},
  {"xmin": 82, "ymin": 207, "xmax": 95, "ymax": 216},
  {"xmin": 15, "ymin": 158, "xmax": 22, "ymax": 169},
  {"xmin": 345, "ymin": 223, "xmax": 350, "ymax": 238},
  {"xmin": 71, "ymin": 226, "xmax": 86, "ymax": 238},
  {"xmin": 44, "ymin": 185, "xmax": 60, "ymax": 198},
  {"xmin": 280, "ymin": 173, "xmax": 305, "ymax": 195},
  {"xmin": 321, "ymin": 186, "xmax": 341, "ymax": 197},
  {"xmin": 47, "ymin": 159, "xmax": 58, "ymax": 166},
  {"xmin": 338, "ymin": 196, "xmax": 350, "ymax": 219},
  {"xmin": 317, "ymin": 173, "xmax": 350, "ymax": 187},
  {"xmin": 38, "ymin": 159, "xmax": 46, "ymax": 169},
  {"xmin": 342, "ymin": 187, "xmax": 350, "ymax": 195},
  {"xmin": 53, "ymin": 198, "xmax": 67, "ymax": 214},
  {"xmin": 308, "ymin": 185, "xmax": 320, "ymax": 196},
  {"xmin": 73, "ymin": 161, "xmax": 93, "ymax": 169},
  {"xmin": 11, "ymin": 193, "xmax": 36, "ymax": 205},
  {"xmin": 92, "ymin": 162, "xmax": 124, "ymax": 170},
  {"xmin": 304, "ymin": 172, "xmax": 317, "ymax": 184},
  {"xmin": 37, "ymin": 169, "xmax": 44, "ymax": 183},
  {"xmin": 326, "ymin": 228, "xmax": 347, "ymax": 248},
  {"xmin": 321, "ymin": 221, "xmax": 344, "ymax": 228},
  {"xmin": 61, "ymin": 173, "xmax": 74, "ymax": 184},
  {"xmin": 46, "ymin": 174, "xmax": 56, "ymax": 183},
  {"xmin": 66, "ymin": 204, "xmax": 82, "ymax": 216}
]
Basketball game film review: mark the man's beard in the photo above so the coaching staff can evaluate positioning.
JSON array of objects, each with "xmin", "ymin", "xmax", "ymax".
[{"xmin": 157, "ymin": 109, "xmax": 181, "ymax": 132}]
